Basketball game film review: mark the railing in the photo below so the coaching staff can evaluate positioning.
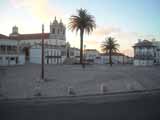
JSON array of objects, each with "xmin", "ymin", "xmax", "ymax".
[
  {"xmin": 0, "ymin": 51, "xmax": 18, "ymax": 54},
  {"xmin": 134, "ymin": 55, "xmax": 155, "ymax": 60}
]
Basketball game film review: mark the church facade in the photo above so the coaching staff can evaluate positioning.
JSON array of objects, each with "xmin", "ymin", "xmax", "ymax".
[{"xmin": 0, "ymin": 17, "xmax": 78, "ymax": 66}]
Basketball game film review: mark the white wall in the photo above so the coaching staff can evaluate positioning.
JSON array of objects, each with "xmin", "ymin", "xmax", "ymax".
[
  {"xmin": 0, "ymin": 54, "xmax": 25, "ymax": 66},
  {"xmin": 0, "ymin": 39, "xmax": 18, "ymax": 46},
  {"xmin": 29, "ymin": 47, "xmax": 65, "ymax": 64},
  {"xmin": 97, "ymin": 55, "xmax": 130, "ymax": 64},
  {"xmin": 18, "ymin": 54, "xmax": 25, "ymax": 65},
  {"xmin": 30, "ymin": 48, "xmax": 42, "ymax": 64}
]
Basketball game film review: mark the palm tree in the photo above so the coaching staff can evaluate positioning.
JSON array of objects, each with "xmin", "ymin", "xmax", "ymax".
[
  {"xmin": 69, "ymin": 8, "xmax": 96, "ymax": 64},
  {"xmin": 101, "ymin": 37, "xmax": 119, "ymax": 66}
]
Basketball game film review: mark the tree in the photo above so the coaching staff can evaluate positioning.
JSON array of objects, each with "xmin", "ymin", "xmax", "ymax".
[
  {"xmin": 101, "ymin": 37, "xmax": 119, "ymax": 66},
  {"xmin": 69, "ymin": 8, "xmax": 96, "ymax": 64}
]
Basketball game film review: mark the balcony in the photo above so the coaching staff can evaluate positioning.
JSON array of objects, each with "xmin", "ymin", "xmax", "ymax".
[
  {"xmin": 134, "ymin": 55, "xmax": 154, "ymax": 60},
  {"xmin": 0, "ymin": 51, "xmax": 18, "ymax": 55}
]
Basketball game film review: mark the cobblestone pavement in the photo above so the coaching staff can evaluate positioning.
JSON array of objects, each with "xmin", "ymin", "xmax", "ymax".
[{"xmin": 0, "ymin": 64, "xmax": 160, "ymax": 99}]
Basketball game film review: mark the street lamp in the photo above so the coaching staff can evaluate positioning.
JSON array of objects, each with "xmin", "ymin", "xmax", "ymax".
[{"xmin": 84, "ymin": 44, "xmax": 86, "ymax": 60}]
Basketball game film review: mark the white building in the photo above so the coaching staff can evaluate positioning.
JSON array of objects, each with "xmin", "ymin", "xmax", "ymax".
[
  {"xmin": 30, "ymin": 44, "xmax": 68, "ymax": 64},
  {"xmin": 85, "ymin": 49, "xmax": 100, "ymax": 63},
  {"xmin": 62, "ymin": 47, "xmax": 80, "ymax": 64},
  {"xmin": 69, "ymin": 47, "xmax": 80, "ymax": 59},
  {"xmin": 83, "ymin": 49, "xmax": 132, "ymax": 64},
  {"xmin": 0, "ymin": 17, "xmax": 70, "ymax": 66},
  {"xmin": 133, "ymin": 40, "xmax": 155, "ymax": 66},
  {"xmin": 152, "ymin": 40, "xmax": 160, "ymax": 64},
  {"xmin": 0, "ymin": 34, "xmax": 25, "ymax": 66},
  {"xmin": 98, "ymin": 53, "xmax": 132, "ymax": 64}
]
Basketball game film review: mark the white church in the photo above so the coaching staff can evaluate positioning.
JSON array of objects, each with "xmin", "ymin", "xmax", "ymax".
[{"xmin": 0, "ymin": 17, "xmax": 80, "ymax": 66}]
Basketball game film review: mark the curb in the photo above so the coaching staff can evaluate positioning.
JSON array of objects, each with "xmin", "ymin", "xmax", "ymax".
[{"xmin": 1, "ymin": 88, "xmax": 160, "ymax": 104}]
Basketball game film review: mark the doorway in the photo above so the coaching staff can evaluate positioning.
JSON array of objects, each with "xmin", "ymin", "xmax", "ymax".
[{"xmin": 23, "ymin": 47, "xmax": 30, "ymax": 63}]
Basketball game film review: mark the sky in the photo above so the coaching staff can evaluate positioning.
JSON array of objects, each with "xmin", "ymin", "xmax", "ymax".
[{"xmin": 0, "ymin": 0, "xmax": 160, "ymax": 56}]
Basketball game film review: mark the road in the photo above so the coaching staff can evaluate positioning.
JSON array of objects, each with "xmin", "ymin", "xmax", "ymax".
[{"xmin": 0, "ymin": 90, "xmax": 160, "ymax": 120}]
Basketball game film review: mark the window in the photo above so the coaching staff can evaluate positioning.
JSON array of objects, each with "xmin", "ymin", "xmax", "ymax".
[
  {"xmin": 10, "ymin": 57, "xmax": 15, "ymax": 60},
  {"xmin": 70, "ymin": 51, "xmax": 74, "ymax": 56},
  {"xmin": 6, "ymin": 57, "xmax": 9, "ymax": 60},
  {"xmin": 57, "ymin": 29, "xmax": 59, "ymax": 34},
  {"xmin": 61, "ymin": 51, "xmax": 66, "ymax": 56},
  {"xmin": 63, "ymin": 30, "xmax": 65, "ymax": 35},
  {"xmin": 52, "ymin": 28, "xmax": 55, "ymax": 34}
]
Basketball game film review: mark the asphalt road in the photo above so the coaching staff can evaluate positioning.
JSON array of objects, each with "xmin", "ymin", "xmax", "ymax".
[{"xmin": 1, "ymin": 90, "xmax": 160, "ymax": 120}]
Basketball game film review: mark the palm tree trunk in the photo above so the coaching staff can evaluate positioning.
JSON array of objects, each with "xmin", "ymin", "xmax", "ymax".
[
  {"xmin": 80, "ymin": 29, "xmax": 84, "ymax": 64},
  {"xmin": 109, "ymin": 50, "xmax": 112, "ymax": 66}
]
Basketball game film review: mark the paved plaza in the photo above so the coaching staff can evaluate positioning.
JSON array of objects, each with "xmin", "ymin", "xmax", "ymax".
[{"xmin": 0, "ymin": 64, "xmax": 160, "ymax": 99}]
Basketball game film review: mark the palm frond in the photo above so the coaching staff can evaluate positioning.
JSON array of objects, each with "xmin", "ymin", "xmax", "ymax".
[
  {"xmin": 68, "ymin": 8, "xmax": 96, "ymax": 34},
  {"xmin": 101, "ymin": 37, "xmax": 120, "ymax": 54}
]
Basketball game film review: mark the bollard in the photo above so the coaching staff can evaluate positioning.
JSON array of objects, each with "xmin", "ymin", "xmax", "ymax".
[
  {"xmin": 126, "ymin": 83, "xmax": 135, "ymax": 91},
  {"xmin": 34, "ymin": 81, "xmax": 42, "ymax": 97},
  {"xmin": 100, "ymin": 84, "xmax": 108, "ymax": 93},
  {"xmin": 68, "ymin": 87, "xmax": 75, "ymax": 95}
]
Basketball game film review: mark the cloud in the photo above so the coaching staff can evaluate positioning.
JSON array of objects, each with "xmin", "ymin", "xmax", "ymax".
[
  {"xmin": 67, "ymin": 26, "xmax": 130, "ymax": 53},
  {"xmin": 122, "ymin": 49, "xmax": 134, "ymax": 57},
  {"xmin": 85, "ymin": 39, "xmax": 99, "ymax": 48},
  {"xmin": 8, "ymin": 1, "xmax": 160, "ymax": 57},
  {"xmin": 83, "ymin": 26, "xmax": 160, "ymax": 56},
  {"xmin": 93, "ymin": 26, "xmax": 121, "ymax": 36},
  {"xmin": 10, "ymin": 0, "xmax": 64, "ymax": 22}
]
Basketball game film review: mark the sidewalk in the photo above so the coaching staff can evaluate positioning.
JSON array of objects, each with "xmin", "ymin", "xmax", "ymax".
[{"xmin": 0, "ymin": 64, "xmax": 160, "ymax": 99}]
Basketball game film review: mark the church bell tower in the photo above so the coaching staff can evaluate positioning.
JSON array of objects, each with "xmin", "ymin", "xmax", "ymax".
[{"xmin": 49, "ymin": 17, "xmax": 66, "ymax": 41}]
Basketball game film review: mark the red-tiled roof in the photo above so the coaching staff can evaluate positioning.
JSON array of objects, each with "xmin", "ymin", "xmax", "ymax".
[
  {"xmin": 133, "ymin": 40, "xmax": 154, "ymax": 47},
  {"xmin": 0, "ymin": 34, "xmax": 9, "ymax": 39},
  {"xmin": 9, "ymin": 33, "xmax": 50, "ymax": 40},
  {"xmin": 100, "ymin": 52, "xmax": 125, "ymax": 56},
  {"xmin": 85, "ymin": 49, "xmax": 99, "ymax": 53},
  {"xmin": 85, "ymin": 49, "xmax": 98, "ymax": 51}
]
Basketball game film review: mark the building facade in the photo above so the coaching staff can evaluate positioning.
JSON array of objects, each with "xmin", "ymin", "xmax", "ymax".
[
  {"xmin": 85, "ymin": 49, "xmax": 100, "ymax": 63},
  {"xmin": 0, "ymin": 17, "xmax": 70, "ymax": 66},
  {"xmin": 98, "ymin": 53, "xmax": 132, "ymax": 64},
  {"xmin": 0, "ymin": 35, "xmax": 25, "ymax": 66},
  {"xmin": 133, "ymin": 40, "xmax": 156, "ymax": 66},
  {"xmin": 83, "ymin": 49, "xmax": 132, "ymax": 64},
  {"xmin": 152, "ymin": 40, "xmax": 160, "ymax": 64}
]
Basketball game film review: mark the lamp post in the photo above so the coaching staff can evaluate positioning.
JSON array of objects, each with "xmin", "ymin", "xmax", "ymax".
[
  {"xmin": 84, "ymin": 44, "xmax": 86, "ymax": 60},
  {"xmin": 41, "ymin": 24, "xmax": 44, "ymax": 80}
]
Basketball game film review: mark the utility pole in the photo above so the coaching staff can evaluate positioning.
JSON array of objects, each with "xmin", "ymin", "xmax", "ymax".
[{"xmin": 41, "ymin": 24, "xmax": 44, "ymax": 80}]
